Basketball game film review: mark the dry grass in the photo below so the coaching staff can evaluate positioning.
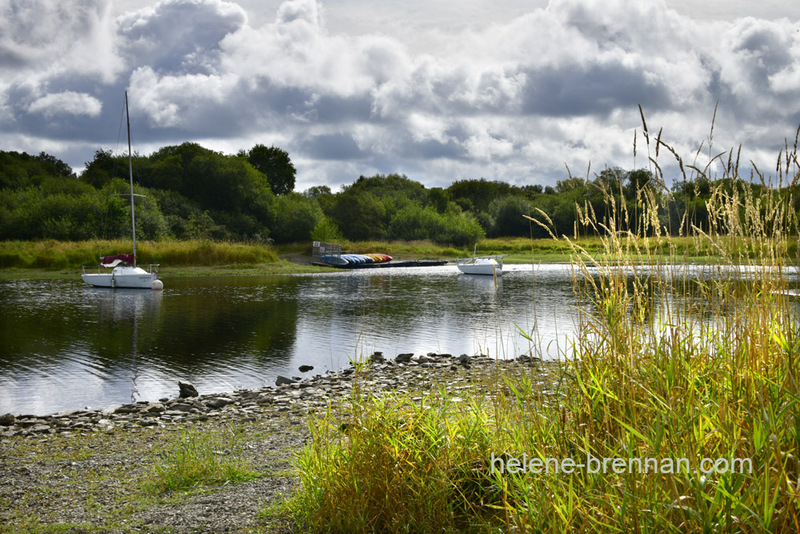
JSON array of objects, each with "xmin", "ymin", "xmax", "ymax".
[{"xmin": 287, "ymin": 118, "xmax": 800, "ymax": 532}]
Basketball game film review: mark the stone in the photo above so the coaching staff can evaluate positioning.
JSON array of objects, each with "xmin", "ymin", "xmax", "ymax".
[
  {"xmin": 145, "ymin": 403, "xmax": 165, "ymax": 413},
  {"xmin": 178, "ymin": 381, "xmax": 199, "ymax": 398},
  {"xmin": 0, "ymin": 413, "xmax": 16, "ymax": 426},
  {"xmin": 369, "ymin": 352, "xmax": 385, "ymax": 364},
  {"xmin": 169, "ymin": 403, "xmax": 196, "ymax": 413},
  {"xmin": 298, "ymin": 365, "xmax": 314, "ymax": 373},
  {"xmin": 205, "ymin": 397, "xmax": 233, "ymax": 409},
  {"xmin": 395, "ymin": 353, "xmax": 413, "ymax": 364},
  {"xmin": 275, "ymin": 375, "xmax": 295, "ymax": 386}
]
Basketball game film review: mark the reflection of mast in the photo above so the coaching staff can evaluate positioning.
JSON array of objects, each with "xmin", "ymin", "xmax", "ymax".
[
  {"xmin": 130, "ymin": 300, "xmax": 139, "ymax": 403},
  {"xmin": 99, "ymin": 289, "xmax": 161, "ymax": 404}
]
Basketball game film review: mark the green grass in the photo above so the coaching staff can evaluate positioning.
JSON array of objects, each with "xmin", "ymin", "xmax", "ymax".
[
  {"xmin": 0, "ymin": 234, "xmax": 756, "ymax": 276},
  {"xmin": 0, "ymin": 239, "xmax": 278, "ymax": 270},
  {"xmin": 286, "ymin": 123, "xmax": 800, "ymax": 532},
  {"xmin": 141, "ymin": 425, "xmax": 259, "ymax": 494}
]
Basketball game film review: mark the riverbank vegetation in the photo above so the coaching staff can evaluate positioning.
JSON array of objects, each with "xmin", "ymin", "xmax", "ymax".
[
  {"xmin": 287, "ymin": 122, "xmax": 800, "ymax": 532},
  {"xmin": 0, "ymin": 234, "xmax": 767, "ymax": 274},
  {"xmin": 0, "ymin": 239, "xmax": 278, "ymax": 270},
  {"xmin": 5, "ymin": 126, "xmax": 800, "ymax": 256}
]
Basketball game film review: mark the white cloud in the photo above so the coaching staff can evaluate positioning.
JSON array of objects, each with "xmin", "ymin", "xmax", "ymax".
[
  {"xmin": 0, "ymin": 0, "xmax": 121, "ymax": 80},
  {"xmin": 1, "ymin": 0, "xmax": 799, "ymax": 189},
  {"xmin": 27, "ymin": 91, "xmax": 103, "ymax": 118}
]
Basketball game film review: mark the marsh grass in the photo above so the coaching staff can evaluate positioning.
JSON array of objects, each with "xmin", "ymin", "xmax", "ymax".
[
  {"xmin": 142, "ymin": 425, "xmax": 258, "ymax": 494},
  {"xmin": 288, "ymin": 118, "xmax": 800, "ymax": 532},
  {"xmin": 0, "ymin": 239, "xmax": 277, "ymax": 269}
]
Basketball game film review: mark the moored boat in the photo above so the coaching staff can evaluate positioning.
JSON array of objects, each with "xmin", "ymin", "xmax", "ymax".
[
  {"xmin": 456, "ymin": 246, "xmax": 507, "ymax": 276},
  {"xmin": 81, "ymin": 92, "xmax": 162, "ymax": 290},
  {"xmin": 456, "ymin": 256, "xmax": 505, "ymax": 276}
]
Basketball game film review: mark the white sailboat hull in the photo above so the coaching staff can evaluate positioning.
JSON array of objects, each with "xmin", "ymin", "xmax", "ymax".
[
  {"xmin": 82, "ymin": 266, "xmax": 160, "ymax": 289},
  {"xmin": 456, "ymin": 258, "xmax": 501, "ymax": 276}
]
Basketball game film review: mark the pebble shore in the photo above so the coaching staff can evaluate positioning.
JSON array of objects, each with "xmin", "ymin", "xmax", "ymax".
[{"xmin": 0, "ymin": 352, "xmax": 552, "ymax": 439}]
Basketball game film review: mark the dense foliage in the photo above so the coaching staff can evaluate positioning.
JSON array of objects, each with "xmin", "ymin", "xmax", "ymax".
[{"xmin": 0, "ymin": 145, "xmax": 782, "ymax": 246}]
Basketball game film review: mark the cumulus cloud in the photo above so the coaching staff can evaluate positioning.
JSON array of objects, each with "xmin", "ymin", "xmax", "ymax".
[
  {"xmin": 27, "ymin": 91, "xmax": 103, "ymax": 118},
  {"xmin": 0, "ymin": 0, "xmax": 120, "ymax": 80},
  {"xmin": 116, "ymin": 0, "xmax": 246, "ymax": 75},
  {"xmin": 1, "ymin": 0, "xmax": 799, "ymax": 188}
]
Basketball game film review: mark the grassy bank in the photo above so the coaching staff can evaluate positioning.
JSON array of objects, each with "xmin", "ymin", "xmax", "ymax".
[
  {"xmin": 0, "ymin": 234, "xmax": 776, "ymax": 278},
  {"xmin": 0, "ymin": 239, "xmax": 278, "ymax": 271}
]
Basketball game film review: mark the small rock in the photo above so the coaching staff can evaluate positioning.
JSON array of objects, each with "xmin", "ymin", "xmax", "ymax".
[
  {"xmin": 178, "ymin": 381, "xmax": 199, "ymax": 398},
  {"xmin": 205, "ymin": 397, "xmax": 233, "ymax": 409},
  {"xmin": 169, "ymin": 403, "xmax": 196, "ymax": 413},
  {"xmin": 275, "ymin": 375, "xmax": 295, "ymax": 386},
  {"xmin": 369, "ymin": 352, "xmax": 385, "ymax": 364},
  {"xmin": 395, "ymin": 353, "xmax": 413, "ymax": 364},
  {"xmin": 97, "ymin": 418, "xmax": 114, "ymax": 430},
  {"xmin": 145, "ymin": 403, "xmax": 165, "ymax": 413},
  {"xmin": 0, "ymin": 413, "xmax": 16, "ymax": 426},
  {"xmin": 299, "ymin": 365, "xmax": 314, "ymax": 373}
]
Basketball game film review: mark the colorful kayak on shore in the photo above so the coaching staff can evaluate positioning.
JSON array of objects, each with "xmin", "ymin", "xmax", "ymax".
[{"xmin": 321, "ymin": 253, "xmax": 393, "ymax": 265}]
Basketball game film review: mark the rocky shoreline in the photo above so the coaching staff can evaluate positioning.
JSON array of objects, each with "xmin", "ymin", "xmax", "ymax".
[
  {"xmin": 0, "ymin": 351, "xmax": 550, "ymax": 439},
  {"xmin": 0, "ymin": 351, "xmax": 557, "ymax": 533}
]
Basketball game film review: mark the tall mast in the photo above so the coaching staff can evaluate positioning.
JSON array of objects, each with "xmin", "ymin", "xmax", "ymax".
[{"xmin": 125, "ymin": 91, "xmax": 137, "ymax": 267}]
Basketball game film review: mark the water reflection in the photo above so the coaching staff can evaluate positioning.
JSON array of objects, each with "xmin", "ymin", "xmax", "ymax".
[
  {"xmin": 85, "ymin": 289, "xmax": 163, "ymax": 403},
  {"xmin": 8, "ymin": 262, "xmax": 788, "ymax": 415}
]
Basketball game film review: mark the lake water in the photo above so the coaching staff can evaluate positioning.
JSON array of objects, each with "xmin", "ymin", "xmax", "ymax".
[
  {"xmin": 5, "ymin": 262, "xmax": 798, "ymax": 416},
  {"xmin": 1, "ymin": 264, "xmax": 584, "ymax": 415}
]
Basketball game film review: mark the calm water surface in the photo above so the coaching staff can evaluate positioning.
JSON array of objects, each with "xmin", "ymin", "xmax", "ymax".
[{"xmin": 1, "ymin": 264, "xmax": 581, "ymax": 414}]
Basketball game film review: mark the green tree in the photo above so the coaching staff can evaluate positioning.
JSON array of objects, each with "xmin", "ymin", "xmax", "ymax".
[
  {"xmin": 488, "ymin": 195, "xmax": 532, "ymax": 237},
  {"xmin": 80, "ymin": 149, "xmax": 115, "ymax": 188},
  {"xmin": 34, "ymin": 152, "xmax": 74, "ymax": 178},
  {"xmin": 246, "ymin": 145, "xmax": 296, "ymax": 195},
  {"xmin": 326, "ymin": 189, "xmax": 387, "ymax": 240},
  {"xmin": 428, "ymin": 187, "xmax": 449, "ymax": 214},
  {"xmin": 311, "ymin": 216, "xmax": 344, "ymax": 243},
  {"xmin": 271, "ymin": 193, "xmax": 324, "ymax": 243},
  {"xmin": 304, "ymin": 185, "xmax": 332, "ymax": 199},
  {"xmin": 447, "ymin": 178, "xmax": 513, "ymax": 212}
]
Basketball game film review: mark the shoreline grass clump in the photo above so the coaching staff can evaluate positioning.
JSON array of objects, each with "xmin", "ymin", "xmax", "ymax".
[
  {"xmin": 288, "ymin": 118, "xmax": 800, "ymax": 532},
  {"xmin": 142, "ymin": 424, "xmax": 258, "ymax": 494}
]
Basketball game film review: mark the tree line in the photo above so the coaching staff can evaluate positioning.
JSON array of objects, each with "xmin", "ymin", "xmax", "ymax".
[{"xmin": 0, "ymin": 143, "xmax": 780, "ymax": 246}]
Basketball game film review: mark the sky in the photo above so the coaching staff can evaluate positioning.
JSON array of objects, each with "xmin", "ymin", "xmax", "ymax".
[{"xmin": 2, "ymin": 0, "xmax": 800, "ymax": 192}]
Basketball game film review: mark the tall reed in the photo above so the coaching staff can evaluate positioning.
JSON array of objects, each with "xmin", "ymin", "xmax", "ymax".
[{"xmin": 288, "ymin": 118, "xmax": 800, "ymax": 532}]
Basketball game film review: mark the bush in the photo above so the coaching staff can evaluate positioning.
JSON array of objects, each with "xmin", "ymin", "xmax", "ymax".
[{"xmin": 388, "ymin": 205, "xmax": 485, "ymax": 246}]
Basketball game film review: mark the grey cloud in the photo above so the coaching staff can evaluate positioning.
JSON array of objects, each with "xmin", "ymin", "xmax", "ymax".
[
  {"xmin": 520, "ymin": 64, "xmax": 673, "ymax": 117},
  {"xmin": 117, "ymin": 0, "xmax": 246, "ymax": 74},
  {"xmin": 299, "ymin": 132, "xmax": 364, "ymax": 160}
]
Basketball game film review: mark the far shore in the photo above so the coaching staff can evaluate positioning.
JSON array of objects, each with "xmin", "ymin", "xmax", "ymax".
[{"xmin": 0, "ymin": 235, "xmax": 739, "ymax": 279}]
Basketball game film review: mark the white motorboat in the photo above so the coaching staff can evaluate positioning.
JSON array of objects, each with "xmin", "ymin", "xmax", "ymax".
[
  {"xmin": 82, "ymin": 92, "xmax": 162, "ymax": 290},
  {"xmin": 456, "ymin": 255, "xmax": 506, "ymax": 276}
]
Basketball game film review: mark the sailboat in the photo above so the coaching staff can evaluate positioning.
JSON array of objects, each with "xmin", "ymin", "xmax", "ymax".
[
  {"xmin": 456, "ymin": 245, "xmax": 507, "ymax": 276},
  {"xmin": 81, "ymin": 92, "xmax": 163, "ymax": 290}
]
